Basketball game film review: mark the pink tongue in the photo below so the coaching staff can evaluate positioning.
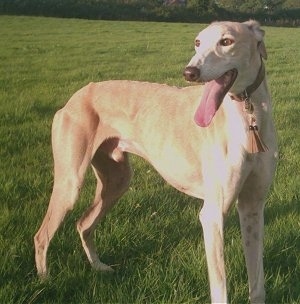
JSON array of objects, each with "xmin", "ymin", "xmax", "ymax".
[{"xmin": 194, "ymin": 72, "xmax": 233, "ymax": 127}]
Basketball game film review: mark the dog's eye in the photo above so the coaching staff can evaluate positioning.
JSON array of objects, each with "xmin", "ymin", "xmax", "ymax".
[
  {"xmin": 220, "ymin": 38, "xmax": 234, "ymax": 46},
  {"xmin": 195, "ymin": 39, "xmax": 200, "ymax": 47}
]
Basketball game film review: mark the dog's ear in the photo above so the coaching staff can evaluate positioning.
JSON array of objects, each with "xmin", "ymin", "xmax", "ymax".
[
  {"xmin": 258, "ymin": 41, "xmax": 267, "ymax": 60},
  {"xmin": 244, "ymin": 20, "xmax": 267, "ymax": 60}
]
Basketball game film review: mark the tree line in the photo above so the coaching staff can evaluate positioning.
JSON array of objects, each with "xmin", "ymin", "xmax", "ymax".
[{"xmin": 0, "ymin": 0, "xmax": 299, "ymax": 26}]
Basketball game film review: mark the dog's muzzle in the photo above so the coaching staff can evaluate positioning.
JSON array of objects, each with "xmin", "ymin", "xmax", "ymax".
[{"xmin": 183, "ymin": 66, "xmax": 200, "ymax": 82}]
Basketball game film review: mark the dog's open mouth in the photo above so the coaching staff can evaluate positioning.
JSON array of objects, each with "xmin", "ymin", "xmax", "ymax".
[{"xmin": 194, "ymin": 69, "xmax": 238, "ymax": 127}]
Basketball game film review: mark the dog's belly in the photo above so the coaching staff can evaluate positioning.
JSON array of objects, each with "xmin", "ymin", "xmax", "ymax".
[
  {"xmin": 118, "ymin": 138, "xmax": 204, "ymax": 199},
  {"xmin": 156, "ymin": 166, "xmax": 204, "ymax": 199}
]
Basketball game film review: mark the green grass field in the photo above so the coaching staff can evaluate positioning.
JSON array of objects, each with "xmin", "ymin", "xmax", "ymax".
[{"xmin": 0, "ymin": 15, "xmax": 299, "ymax": 303}]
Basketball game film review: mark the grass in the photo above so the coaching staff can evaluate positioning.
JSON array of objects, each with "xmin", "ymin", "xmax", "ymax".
[{"xmin": 0, "ymin": 15, "xmax": 299, "ymax": 303}]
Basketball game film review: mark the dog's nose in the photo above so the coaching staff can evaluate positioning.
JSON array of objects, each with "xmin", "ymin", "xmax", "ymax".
[{"xmin": 183, "ymin": 66, "xmax": 200, "ymax": 82}]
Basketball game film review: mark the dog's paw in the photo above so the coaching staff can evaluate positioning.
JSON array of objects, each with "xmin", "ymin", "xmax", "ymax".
[{"xmin": 92, "ymin": 261, "xmax": 114, "ymax": 272}]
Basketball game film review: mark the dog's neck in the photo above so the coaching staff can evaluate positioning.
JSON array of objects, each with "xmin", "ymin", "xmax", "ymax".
[
  {"xmin": 228, "ymin": 58, "xmax": 269, "ymax": 153},
  {"xmin": 229, "ymin": 58, "xmax": 265, "ymax": 103}
]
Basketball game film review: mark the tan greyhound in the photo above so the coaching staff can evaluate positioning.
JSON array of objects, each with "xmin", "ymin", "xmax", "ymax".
[{"xmin": 34, "ymin": 20, "xmax": 277, "ymax": 303}]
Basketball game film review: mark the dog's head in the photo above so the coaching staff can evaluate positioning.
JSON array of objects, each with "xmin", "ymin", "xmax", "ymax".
[{"xmin": 183, "ymin": 20, "xmax": 267, "ymax": 127}]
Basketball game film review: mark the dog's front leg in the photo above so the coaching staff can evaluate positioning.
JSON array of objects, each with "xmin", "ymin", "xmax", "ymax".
[
  {"xmin": 238, "ymin": 186, "xmax": 266, "ymax": 304},
  {"xmin": 199, "ymin": 199, "xmax": 227, "ymax": 303}
]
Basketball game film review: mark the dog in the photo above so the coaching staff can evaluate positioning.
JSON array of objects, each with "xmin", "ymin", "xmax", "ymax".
[{"xmin": 34, "ymin": 20, "xmax": 277, "ymax": 303}]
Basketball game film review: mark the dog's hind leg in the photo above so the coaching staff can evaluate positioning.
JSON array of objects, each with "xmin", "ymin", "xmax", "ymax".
[
  {"xmin": 34, "ymin": 110, "xmax": 93, "ymax": 277},
  {"xmin": 76, "ymin": 139, "xmax": 131, "ymax": 271}
]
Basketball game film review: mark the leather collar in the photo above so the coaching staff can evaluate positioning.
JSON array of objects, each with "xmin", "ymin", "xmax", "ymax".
[{"xmin": 230, "ymin": 59, "xmax": 265, "ymax": 102}]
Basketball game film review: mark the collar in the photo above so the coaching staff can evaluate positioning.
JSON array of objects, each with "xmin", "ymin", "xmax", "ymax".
[{"xmin": 230, "ymin": 58, "xmax": 265, "ymax": 102}]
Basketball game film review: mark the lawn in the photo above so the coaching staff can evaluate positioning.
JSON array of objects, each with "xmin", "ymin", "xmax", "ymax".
[{"xmin": 0, "ymin": 15, "xmax": 299, "ymax": 303}]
